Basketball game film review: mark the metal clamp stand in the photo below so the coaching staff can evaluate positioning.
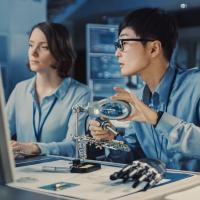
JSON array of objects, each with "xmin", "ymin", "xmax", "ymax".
[
  {"xmin": 71, "ymin": 105, "xmax": 101, "ymax": 173},
  {"xmin": 72, "ymin": 105, "xmax": 86, "ymax": 160},
  {"xmin": 71, "ymin": 101, "xmax": 132, "ymax": 173}
]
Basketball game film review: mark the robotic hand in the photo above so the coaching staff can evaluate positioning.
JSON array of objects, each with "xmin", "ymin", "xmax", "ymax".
[{"xmin": 110, "ymin": 159, "xmax": 166, "ymax": 191}]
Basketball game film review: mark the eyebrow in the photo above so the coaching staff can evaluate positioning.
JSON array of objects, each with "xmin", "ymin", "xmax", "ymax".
[
  {"xmin": 29, "ymin": 40, "xmax": 48, "ymax": 44},
  {"xmin": 119, "ymin": 33, "xmax": 129, "ymax": 38}
]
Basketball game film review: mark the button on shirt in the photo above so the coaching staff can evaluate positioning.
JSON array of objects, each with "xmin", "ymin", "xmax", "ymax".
[
  {"xmin": 6, "ymin": 77, "xmax": 91, "ymax": 157},
  {"xmin": 108, "ymin": 66, "xmax": 200, "ymax": 171}
]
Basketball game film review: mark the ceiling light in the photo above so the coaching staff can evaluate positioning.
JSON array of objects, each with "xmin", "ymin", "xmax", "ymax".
[{"xmin": 180, "ymin": 3, "xmax": 188, "ymax": 9}]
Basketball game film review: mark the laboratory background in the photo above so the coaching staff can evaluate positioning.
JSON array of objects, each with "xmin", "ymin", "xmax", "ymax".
[
  {"xmin": 1, "ymin": 0, "xmax": 200, "ymax": 101},
  {"xmin": 1, "ymin": 1, "xmax": 200, "ymax": 200}
]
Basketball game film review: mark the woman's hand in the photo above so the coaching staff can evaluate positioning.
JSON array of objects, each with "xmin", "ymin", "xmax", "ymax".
[
  {"xmin": 88, "ymin": 119, "xmax": 115, "ymax": 141},
  {"xmin": 11, "ymin": 140, "xmax": 41, "ymax": 155},
  {"xmin": 111, "ymin": 87, "xmax": 158, "ymax": 125}
]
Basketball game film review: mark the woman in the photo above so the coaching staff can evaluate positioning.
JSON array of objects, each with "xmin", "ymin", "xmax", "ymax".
[{"xmin": 6, "ymin": 22, "xmax": 91, "ymax": 157}]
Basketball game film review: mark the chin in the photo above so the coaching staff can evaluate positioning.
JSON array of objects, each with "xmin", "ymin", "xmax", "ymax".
[
  {"xmin": 30, "ymin": 66, "xmax": 40, "ymax": 72},
  {"xmin": 121, "ymin": 70, "xmax": 132, "ymax": 77}
]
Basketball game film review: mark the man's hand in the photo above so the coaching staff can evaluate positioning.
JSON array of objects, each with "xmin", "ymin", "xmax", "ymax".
[
  {"xmin": 88, "ymin": 119, "xmax": 115, "ymax": 141},
  {"xmin": 111, "ymin": 87, "xmax": 158, "ymax": 125}
]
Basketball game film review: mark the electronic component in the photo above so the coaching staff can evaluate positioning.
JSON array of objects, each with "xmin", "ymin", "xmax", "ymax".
[{"xmin": 73, "ymin": 135, "xmax": 130, "ymax": 152}]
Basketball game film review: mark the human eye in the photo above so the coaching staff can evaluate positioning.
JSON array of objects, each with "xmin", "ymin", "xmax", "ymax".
[
  {"xmin": 41, "ymin": 46, "xmax": 49, "ymax": 50},
  {"xmin": 122, "ymin": 40, "xmax": 129, "ymax": 46},
  {"xmin": 28, "ymin": 43, "xmax": 33, "ymax": 48}
]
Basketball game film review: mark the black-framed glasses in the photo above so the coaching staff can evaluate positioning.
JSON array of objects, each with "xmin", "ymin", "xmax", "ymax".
[{"xmin": 114, "ymin": 38, "xmax": 154, "ymax": 51}]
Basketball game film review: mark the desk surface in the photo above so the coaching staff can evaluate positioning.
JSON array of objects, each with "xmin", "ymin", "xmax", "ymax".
[
  {"xmin": 0, "ymin": 184, "xmax": 76, "ymax": 200},
  {"xmin": 1, "ymin": 156, "xmax": 200, "ymax": 200}
]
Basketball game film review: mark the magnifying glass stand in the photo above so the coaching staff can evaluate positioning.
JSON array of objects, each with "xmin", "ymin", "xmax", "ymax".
[
  {"xmin": 71, "ymin": 106, "xmax": 101, "ymax": 173},
  {"xmin": 70, "ymin": 99, "xmax": 132, "ymax": 172}
]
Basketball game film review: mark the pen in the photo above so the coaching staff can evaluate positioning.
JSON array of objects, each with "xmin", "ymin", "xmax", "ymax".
[{"xmin": 42, "ymin": 165, "xmax": 70, "ymax": 173}]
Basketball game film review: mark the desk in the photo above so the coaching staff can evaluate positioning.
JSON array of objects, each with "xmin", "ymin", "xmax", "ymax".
[
  {"xmin": 0, "ymin": 184, "xmax": 75, "ymax": 200},
  {"xmin": 1, "ymin": 156, "xmax": 200, "ymax": 200}
]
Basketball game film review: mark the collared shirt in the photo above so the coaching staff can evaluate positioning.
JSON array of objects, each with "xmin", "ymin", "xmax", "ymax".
[
  {"xmin": 6, "ymin": 76, "xmax": 91, "ymax": 157},
  {"xmin": 108, "ymin": 66, "xmax": 200, "ymax": 171}
]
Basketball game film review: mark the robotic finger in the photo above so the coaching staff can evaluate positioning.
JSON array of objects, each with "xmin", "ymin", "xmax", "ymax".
[{"xmin": 110, "ymin": 159, "xmax": 166, "ymax": 191}]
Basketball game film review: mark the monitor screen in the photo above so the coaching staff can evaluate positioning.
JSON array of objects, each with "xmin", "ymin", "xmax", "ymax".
[
  {"xmin": 0, "ymin": 72, "xmax": 15, "ymax": 184},
  {"xmin": 89, "ymin": 26, "xmax": 117, "ymax": 54}
]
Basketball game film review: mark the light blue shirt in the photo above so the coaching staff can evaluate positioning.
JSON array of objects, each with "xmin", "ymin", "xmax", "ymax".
[
  {"xmin": 108, "ymin": 66, "xmax": 200, "ymax": 171},
  {"xmin": 6, "ymin": 76, "xmax": 91, "ymax": 157}
]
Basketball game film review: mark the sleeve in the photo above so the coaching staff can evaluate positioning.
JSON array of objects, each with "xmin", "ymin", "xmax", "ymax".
[
  {"xmin": 36, "ymin": 89, "xmax": 91, "ymax": 157},
  {"xmin": 5, "ymin": 87, "xmax": 17, "ymax": 138},
  {"xmin": 106, "ymin": 122, "xmax": 145, "ymax": 164},
  {"xmin": 155, "ymin": 108, "xmax": 200, "ymax": 159}
]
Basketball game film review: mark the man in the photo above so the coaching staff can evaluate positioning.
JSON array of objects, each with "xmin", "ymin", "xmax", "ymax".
[{"xmin": 89, "ymin": 8, "xmax": 200, "ymax": 171}]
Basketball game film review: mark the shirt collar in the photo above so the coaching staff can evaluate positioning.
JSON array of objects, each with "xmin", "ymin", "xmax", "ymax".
[
  {"xmin": 55, "ymin": 77, "xmax": 71, "ymax": 100},
  {"xmin": 143, "ymin": 66, "xmax": 177, "ymax": 110},
  {"xmin": 27, "ymin": 76, "xmax": 36, "ymax": 97},
  {"xmin": 27, "ymin": 76, "xmax": 71, "ymax": 100}
]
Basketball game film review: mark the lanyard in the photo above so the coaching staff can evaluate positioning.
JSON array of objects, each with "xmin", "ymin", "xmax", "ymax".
[{"xmin": 33, "ymin": 97, "xmax": 57, "ymax": 142}]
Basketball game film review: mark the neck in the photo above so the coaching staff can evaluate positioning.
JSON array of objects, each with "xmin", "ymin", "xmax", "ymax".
[
  {"xmin": 35, "ymin": 73, "xmax": 63, "ymax": 102},
  {"xmin": 140, "ymin": 59, "xmax": 169, "ymax": 92}
]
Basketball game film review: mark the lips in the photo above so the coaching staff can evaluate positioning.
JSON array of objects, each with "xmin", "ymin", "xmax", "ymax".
[
  {"xmin": 30, "ymin": 60, "xmax": 39, "ymax": 64},
  {"xmin": 119, "ymin": 63, "xmax": 124, "ymax": 68}
]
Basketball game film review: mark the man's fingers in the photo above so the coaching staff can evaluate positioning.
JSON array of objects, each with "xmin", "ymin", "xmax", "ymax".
[
  {"xmin": 113, "ymin": 87, "xmax": 126, "ymax": 93},
  {"xmin": 90, "ymin": 129, "xmax": 108, "ymax": 136},
  {"xmin": 89, "ymin": 125, "xmax": 103, "ymax": 132},
  {"xmin": 89, "ymin": 120, "xmax": 100, "ymax": 127},
  {"xmin": 92, "ymin": 133, "xmax": 111, "ymax": 140}
]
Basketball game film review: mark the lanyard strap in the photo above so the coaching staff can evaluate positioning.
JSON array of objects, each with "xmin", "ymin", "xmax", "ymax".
[{"xmin": 33, "ymin": 97, "xmax": 57, "ymax": 142}]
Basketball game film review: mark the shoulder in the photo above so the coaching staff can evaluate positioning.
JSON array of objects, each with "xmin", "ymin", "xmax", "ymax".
[
  {"xmin": 60, "ymin": 78, "xmax": 91, "ymax": 105},
  {"xmin": 7, "ymin": 77, "xmax": 34, "ymax": 105},
  {"xmin": 68, "ymin": 77, "xmax": 91, "ymax": 94},
  {"xmin": 177, "ymin": 67, "xmax": 200, "ymax": 80},
  {"xmin": 176, "ymin": 67, "xmax": 200, "ymax": 93},
  {"xmin": 176, "ymin": 67, "xmax": 200, "ymax": 84},
  {"xmin": 14, "ymin": 77, "xmax": 35, "ymax": 91}
]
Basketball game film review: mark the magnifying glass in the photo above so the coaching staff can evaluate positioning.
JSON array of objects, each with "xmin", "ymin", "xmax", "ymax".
[{"xmin": 87, "ymin": 98, "xmax": 132, "ymax": 120}]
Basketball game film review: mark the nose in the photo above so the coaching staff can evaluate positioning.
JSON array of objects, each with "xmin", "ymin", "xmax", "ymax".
[
  {"xmin": 30, "ymin": 46, "xmax": 39, "ymax": 57},
  {"xmin": 115, "ymin": 48, "xmax": 121, "ymax": 58}
]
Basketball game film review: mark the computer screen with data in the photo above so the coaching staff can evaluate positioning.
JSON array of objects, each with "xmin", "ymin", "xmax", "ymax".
[
  {"xmin": 86, "ymin": 24, "xmax": 127, "ymax": 99},
  {"xmin": 0, "ymin": 72, "xmax": 15, "ymax": 184}
]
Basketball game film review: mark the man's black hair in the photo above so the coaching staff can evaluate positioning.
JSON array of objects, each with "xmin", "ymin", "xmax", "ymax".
[{"xmin": 119, "ymin": 8, "xmax": 178, "ymax": 61}]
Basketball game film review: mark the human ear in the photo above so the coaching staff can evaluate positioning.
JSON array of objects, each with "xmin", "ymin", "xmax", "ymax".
[{"xmin": 149, "ymin": 40, "xmax": 162, "ymax": 58}]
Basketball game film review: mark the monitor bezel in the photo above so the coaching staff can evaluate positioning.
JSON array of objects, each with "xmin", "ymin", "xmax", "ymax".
[{"xmin": 0, "ymin": 72, "xmax": 15, "ymax": 184}]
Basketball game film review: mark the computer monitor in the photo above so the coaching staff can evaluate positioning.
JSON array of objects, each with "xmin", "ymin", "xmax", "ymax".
[{"xmin": 0, "ymin": 72, "xmax": 15, "ymax": 184}]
